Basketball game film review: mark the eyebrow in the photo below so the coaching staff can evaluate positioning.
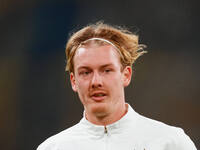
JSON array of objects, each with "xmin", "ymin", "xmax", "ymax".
[
  {"xmin": 77, "ymin": 64, "xmax": 114, "ymax": 70},
  {"xmin": 100, "ymin": 64, "xmax": 114, "ymax": 69}
]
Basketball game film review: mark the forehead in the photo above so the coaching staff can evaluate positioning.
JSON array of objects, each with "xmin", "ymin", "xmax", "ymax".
[{"xmin": 73, "ymin": 44, "xmax": 121, "ymax": 69}]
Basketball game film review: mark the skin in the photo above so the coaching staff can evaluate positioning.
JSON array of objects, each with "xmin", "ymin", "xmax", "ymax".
[{"xmin": 70, "ymin": 43, "xmax": 132, "ymax": 126}]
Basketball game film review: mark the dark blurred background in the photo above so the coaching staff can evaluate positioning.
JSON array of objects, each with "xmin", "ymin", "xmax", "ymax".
[{"xmin": 0, "ymin": 0, "xmax": 199, "ymax": 149}]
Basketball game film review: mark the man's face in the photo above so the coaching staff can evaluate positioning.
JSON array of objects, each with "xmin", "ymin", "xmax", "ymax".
[{"xmin": 70, "ymin": 43, "xmax": 132, "ymax": 118}]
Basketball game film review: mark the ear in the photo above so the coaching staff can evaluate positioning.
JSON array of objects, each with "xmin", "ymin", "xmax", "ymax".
[
  {"xmin": 122, "ymin": 66, "xmax": 132, "ymax": 87},
  {"xmin": 70, "ymin": 72, "xmax": 77, "ymax": 92}
]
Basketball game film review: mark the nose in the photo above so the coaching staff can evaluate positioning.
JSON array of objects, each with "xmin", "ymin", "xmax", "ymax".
[{"xmin": 91, "ymin": 72, "xmax": 103, "ymax": 89}]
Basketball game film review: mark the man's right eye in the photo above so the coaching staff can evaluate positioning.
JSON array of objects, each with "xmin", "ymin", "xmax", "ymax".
[{"xmin": 80, "ymin": 71, "xmax": 90, "ymax": 75}]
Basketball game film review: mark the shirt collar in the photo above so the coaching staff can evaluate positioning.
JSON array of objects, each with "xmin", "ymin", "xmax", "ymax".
[{"xmin": 79, "ymin": 103, "xmax": 139, "ymax": 136}]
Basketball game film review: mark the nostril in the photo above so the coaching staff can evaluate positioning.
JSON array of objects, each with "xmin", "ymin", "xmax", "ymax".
[{"xmin": 92, "ymin": 83, "xmax": 102, "ymax": 88}]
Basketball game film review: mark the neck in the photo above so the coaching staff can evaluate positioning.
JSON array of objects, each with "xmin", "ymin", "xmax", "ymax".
[{"xmin": 85, "ymin": 103, "xmax": 128, "ymax": 126}]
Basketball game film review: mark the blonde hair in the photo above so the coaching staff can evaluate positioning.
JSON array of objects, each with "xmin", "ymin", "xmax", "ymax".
[{"xmin": 65, "ymin": 22, "xmax": 146, "ymax": 73}]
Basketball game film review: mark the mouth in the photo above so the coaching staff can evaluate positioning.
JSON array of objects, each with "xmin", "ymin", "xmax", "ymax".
[{"xmin": 90, "ymin": 92, "xmax": 107, "ymax": 102}]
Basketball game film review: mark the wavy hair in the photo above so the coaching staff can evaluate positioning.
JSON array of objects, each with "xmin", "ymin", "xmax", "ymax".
[{"xmin": 65, "ymin": 21, "xmax": 147, "ymax": 73}]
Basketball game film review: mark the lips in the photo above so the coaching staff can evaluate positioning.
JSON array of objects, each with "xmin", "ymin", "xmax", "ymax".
[
  {"xmin": 93, "ymin": 93, "xmax": 106, "ymax": 97},
  {"xmin": 90, "ymin": 91, "xmax": 107, "ymax": 102}
]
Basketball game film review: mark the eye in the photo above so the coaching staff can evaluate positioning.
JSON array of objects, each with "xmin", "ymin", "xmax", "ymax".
[
  {"xmin": 84, "ymin": 71, "xmax": 90, "ymax": 75},
  {"xmin": 104, "ymin": 68, "xmax": 112, "ymax": 73},
  {"xmin": 79, "ymin": 70, "xmax": 91, "ymax": 76}
]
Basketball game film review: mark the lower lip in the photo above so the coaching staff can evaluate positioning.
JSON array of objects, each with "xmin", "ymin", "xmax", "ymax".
[{"xmin": 91, "ymin": 95, "xmax": 107, "ymax": 102}]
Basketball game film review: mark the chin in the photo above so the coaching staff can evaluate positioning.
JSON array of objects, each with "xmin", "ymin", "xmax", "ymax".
[{"xmin": 90, "ymin": 103, "xmax": 109, "ymax": 117}]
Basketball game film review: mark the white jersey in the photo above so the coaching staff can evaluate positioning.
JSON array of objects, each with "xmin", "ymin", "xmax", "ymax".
[{"xmin": 37, "ymin": 104, "xmax": 197, "ymax": 150}]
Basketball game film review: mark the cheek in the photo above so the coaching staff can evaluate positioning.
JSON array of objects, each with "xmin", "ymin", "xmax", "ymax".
[
  {"xmin": 76, "ymin": 80, "xmax": 89, "ymax": 96},
  {"xmin": 112, "ymin": 73, "xmax": 124, "ymax": 85},
  {"xmin": 76, "ymin": 84, "xmax": 88, "ymax": 105},
  {"xmin": 106, "ymin": 74, "xmax": 124, "ymax": 90}
]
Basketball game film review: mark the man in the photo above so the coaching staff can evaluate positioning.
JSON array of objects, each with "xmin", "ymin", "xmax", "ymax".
[{"xmin": 37, "ymin": 22, "xmax": 197, "ymax": 150}]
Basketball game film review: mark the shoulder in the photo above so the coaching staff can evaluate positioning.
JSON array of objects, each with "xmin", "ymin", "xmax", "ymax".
[
  {"xmin": 135, "ymin": 113, "xmax": 197, "ymax": 149},
  {"xmin": 37, "ymin": 123, "xmax": 82, "ymax": 150},
  {"xmin": 136, "ymin": 114, "xmax": 181, "ymax": 135}
]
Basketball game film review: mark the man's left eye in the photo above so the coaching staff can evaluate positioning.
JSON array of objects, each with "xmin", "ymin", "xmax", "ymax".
[{"xmin": 104, "ymin": 69, "xmax": 111, "ymax": 73}]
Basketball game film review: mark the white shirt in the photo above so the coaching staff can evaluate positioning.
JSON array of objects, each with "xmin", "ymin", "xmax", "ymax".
[{"xmin": 37, "ymin": 104, "xmax": 197, "ymax": 150}]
